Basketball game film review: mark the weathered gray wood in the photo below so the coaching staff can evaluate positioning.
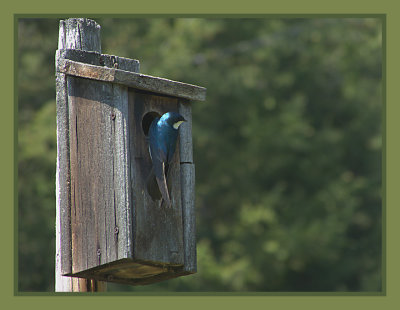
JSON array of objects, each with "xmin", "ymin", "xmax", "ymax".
[
  {"xmin": 64, "ymin": 18, "xmax": 101, "ymax": 52},
  {"xmin": 55, "ymin": 71, "xmax": 74, "ymax": 291},
  {"xmin": 68, "ymin": 77, "xmax": 132, "ymax": 273},
  {"xmin": 67, "ymin": 258, "xmax": 190, "ymax": 286},
  {"xmin": 55, "ymin": 19, "xmax": 74, "ymax": 292},
  {"xmin": 58, "ymin": 49, "xmax": 140, "ymax": 73},
  {"xmin": 58, "ymin": 19, "xmax": 66, "ymax": 49},
  {"xmin": 112, "ymin": 86, "xmax": 133, "ymax": 260},
  {"xmin": 178, "ymin": 100, "xmax": 193, "ymax": 163},
  {"xmin": 56, "ymin": 18, "xmax": 103, "ymax": 292},
  {"xmin": 180, "ymin": 163, "xmax": 196, "ymax": 273},
  {"xmin": 178, "ymin": 100, "xmax": 196, "ymax": 272},
  {"xmin": 128, "ymin": 90, "xmax": 184, "ymax": 265},
  {"xmin": 57, "ymin": 58, "xmax": 207, "ymax": 102}
]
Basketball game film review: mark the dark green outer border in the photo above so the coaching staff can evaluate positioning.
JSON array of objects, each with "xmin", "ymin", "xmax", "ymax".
[
  {"xmin": 3, "ymin": 0, "xmax": 398, "ymax": 308},
  {"xmin": 381, "ymin": 15, "xmax": 387, "ymax": 296},
  {"xmin": 14, "ymin": 13, "xmax": 386, "ymax": 296},
  {"xmin": 12, "ymin": 13, "xmax": 388, "ymax": 295}
]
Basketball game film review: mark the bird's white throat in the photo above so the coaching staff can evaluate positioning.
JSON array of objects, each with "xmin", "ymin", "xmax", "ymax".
[{"xmin": 173, "ymin": 121, "xmax": 184, "ymax": 129}]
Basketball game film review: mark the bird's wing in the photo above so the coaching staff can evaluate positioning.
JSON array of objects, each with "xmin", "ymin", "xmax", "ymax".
[
  {"xmin": 146, "ymin": 166, "xmax": 162, "ymax": 201},
  {"xmin": 148, "ymin": 118, "xmax": 173, "ymax": 208},
  {"xmin": 153, "ymin": 158, "xmax": 171, "ymax": 208},
  {"xmin": 148, "ymin": 130, "xmax": 171, "ymax": 207}
]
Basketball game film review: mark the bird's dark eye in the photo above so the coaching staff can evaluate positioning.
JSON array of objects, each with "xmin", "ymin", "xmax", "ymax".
[{"xmin": 142, "ymin": 112, "xmax": 161, "ymax": 136}]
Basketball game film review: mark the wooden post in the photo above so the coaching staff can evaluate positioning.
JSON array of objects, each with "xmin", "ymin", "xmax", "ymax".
[{"xmin": 55, "ymin": 18, "xmax": 106, "ymax": 292}]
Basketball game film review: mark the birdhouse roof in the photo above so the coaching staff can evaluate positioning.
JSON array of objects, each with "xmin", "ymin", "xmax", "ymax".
[{"xmin": 56, "ymin": 49, "xmax": 207, "ymax": 102}]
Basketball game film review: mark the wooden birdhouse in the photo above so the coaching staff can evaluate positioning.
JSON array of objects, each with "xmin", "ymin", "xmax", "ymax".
[{"xmin": 55, "ymin": 18, "xmax": 206, "ymax": 289}]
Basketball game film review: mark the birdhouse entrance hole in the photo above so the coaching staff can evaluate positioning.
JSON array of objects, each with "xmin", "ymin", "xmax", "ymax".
[{"xmin": 142, "ymin": 111, "xmax": 161, "ymax": 136}]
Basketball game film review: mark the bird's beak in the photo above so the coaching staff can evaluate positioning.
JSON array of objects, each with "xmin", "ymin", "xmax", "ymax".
[{"xmin": 173, "ymin": 120, "xmax": 186, "ymax": 129}]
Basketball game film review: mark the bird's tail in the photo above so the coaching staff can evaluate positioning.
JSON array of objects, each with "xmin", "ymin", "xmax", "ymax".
[{"xmin": 146, "ymin": 165, "xmax": 172, "ymax": 208}]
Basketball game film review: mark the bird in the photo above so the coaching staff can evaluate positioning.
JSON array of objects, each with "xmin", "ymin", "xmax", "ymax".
[{"xmin": 146, "ymin": 111, "xmax": 186, "ymax": 208}]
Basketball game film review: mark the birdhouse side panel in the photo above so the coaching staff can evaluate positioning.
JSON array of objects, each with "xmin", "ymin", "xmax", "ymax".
[
  {"xmin": 177, "ymin": 99, "xmax": 196, "ymax": 273},
  {"xmin": 67, "ymin": 76, "xmax": 132, "ymax": 274}
]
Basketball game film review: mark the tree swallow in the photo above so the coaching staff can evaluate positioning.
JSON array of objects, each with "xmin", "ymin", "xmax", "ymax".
[{"xmin": 147, "ymin": 111, "xmax": 186, "ymax": 208}]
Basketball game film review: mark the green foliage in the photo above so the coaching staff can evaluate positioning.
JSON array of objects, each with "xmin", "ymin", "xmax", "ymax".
[
  {"xmin": 18, "ymin": 100, "xmax": 56, "ymax": 291},
  {"xmin": 18, "ymin": 17, "xmax": 382, "ymax": 292}
]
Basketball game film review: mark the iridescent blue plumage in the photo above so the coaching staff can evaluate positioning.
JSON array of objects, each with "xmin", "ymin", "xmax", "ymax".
[{"xmin": 147, "ymin": 112, "xmax": 186, "ymax": 207}]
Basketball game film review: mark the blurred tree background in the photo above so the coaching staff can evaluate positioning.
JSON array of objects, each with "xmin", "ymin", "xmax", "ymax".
[{"xmin": 17, "ymin": 17, "xmax": 382, "ymax": 292}]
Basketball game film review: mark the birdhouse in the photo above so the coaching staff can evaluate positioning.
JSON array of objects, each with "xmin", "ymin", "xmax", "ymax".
[{"xmin": 55, "ymin": 18, "xmax": 206, "ymax": 287}]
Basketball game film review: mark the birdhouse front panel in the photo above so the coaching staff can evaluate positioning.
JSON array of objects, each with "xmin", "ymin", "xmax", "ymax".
[{"xmin": 128, "ymin": 89, "xmax": 185, "ymax": 266}]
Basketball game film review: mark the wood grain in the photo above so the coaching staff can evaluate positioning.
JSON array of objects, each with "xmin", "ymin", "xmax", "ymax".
[
  {"xmin": 180, "ymin": 163, "xmax": 196, "ymax": 273},
  {"xmin": 128, "ymin": 90, "xmax": 184, "ymax": 265},
  {"xmin": 56, "ymin": 17, "xmax": 103, "ymax": 292},
  {"xmin": 57, "ymin": 58, "xmax": 206, "ymax": 102},
  {"xmin": 178, "ymin": 100, "xmax": 196, "ymax": 272},
  {"xmin": 58, "ymin": 48, "xmax": 140, "ymax": 73},
  {"xmin": 68, "ymin": 77, "xmax": 132, "ymax": 273}
]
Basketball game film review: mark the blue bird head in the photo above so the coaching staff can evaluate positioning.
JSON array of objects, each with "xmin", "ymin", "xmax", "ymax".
[{"xmin": 159, "ymin": 112, "xmax": 186, "ymax": 130}]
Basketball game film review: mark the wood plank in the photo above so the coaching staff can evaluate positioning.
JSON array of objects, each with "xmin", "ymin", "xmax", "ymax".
[
  {"xmin": 57, "ymin": 58, "xmax": 207, "ymax": 102},
  {"xmin": 55, "ymin": 69, "xmax": 74, "ymax": 291},
  {"xmin": 66, "ymin": 258, "xmax": 193, "ymax": 286},
  {"xmin": 178, "ymin": 100, "xmax": 193, "ymax": 163},
  {"xmin": 128, "ymin": 90, "xmax": 184, "ymax": 265},
  {"xmin": 68, "ymin": 76, "xmax": 132, "ymax": 274},
  {"xmin": 180, "ymin": 163, "xmax": 197, "ymax": 273},
  {"xmin": 178, "ymin": 100, "xmax": 197, "ymax": 273},
  {"xmin": 111, "ymin": 86, "xmax": 133, "ymax": 260},
  {"xmin": 58, "ymin": 49, "xmax": 140, "ymax": 73}
]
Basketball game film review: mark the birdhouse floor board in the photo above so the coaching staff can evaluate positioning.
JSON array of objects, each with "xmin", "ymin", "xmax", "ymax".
[{"xmin": 64, "ymin": 258, "xmax": 191, "ymax": 286}]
